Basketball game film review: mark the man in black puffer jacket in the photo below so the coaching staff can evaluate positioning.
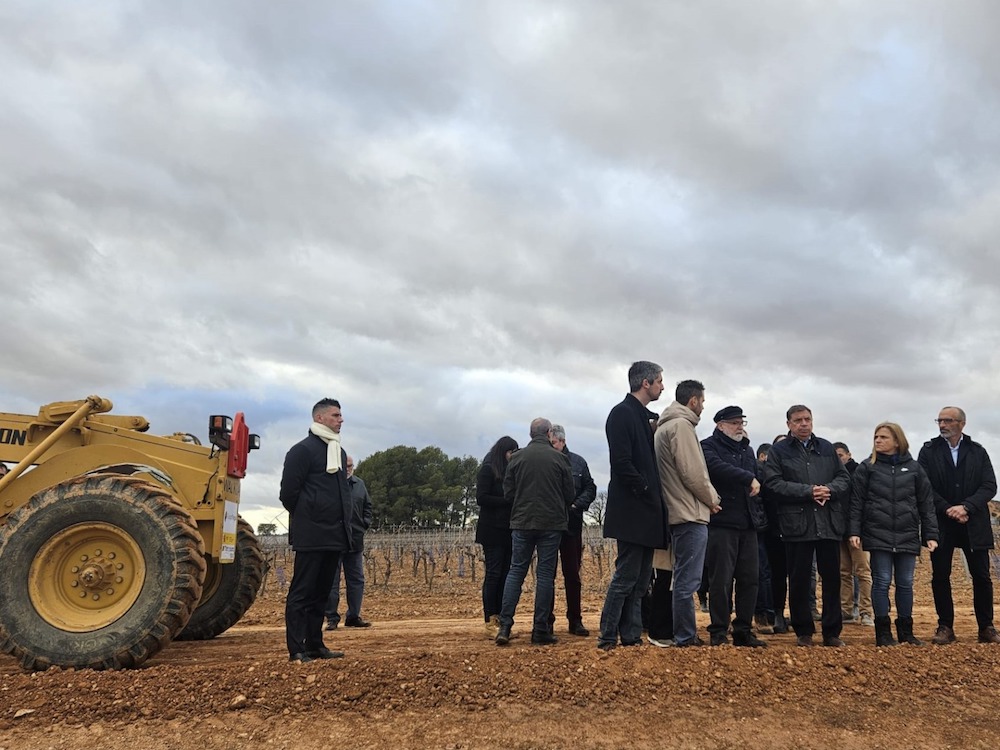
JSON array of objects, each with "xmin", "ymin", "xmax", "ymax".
[
  {"xmin": 762, "ymin": 405, "xmax": 851, "ymax": 647},
  {"xmin": 701, "ymin": 406, "xmax": 768, "ymax": 647},
  {"xmin": 279, "ymin": 398, "xmax": 353, "ymax": 663},
  {"xmin": 918, "ymin": 406, "xmax": 999, "ymax": 645}
]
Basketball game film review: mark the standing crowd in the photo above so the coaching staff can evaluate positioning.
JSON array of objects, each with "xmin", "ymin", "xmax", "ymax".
[
  {"xmin": 277, "ymin": 366, "xmax": 997, "ymax": 661},
  {"xmin": 478, "ymin": 361, "xmax": 999, "ymax": 651}
]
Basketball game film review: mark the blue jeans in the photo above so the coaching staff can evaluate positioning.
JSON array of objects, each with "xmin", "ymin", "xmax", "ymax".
[
  {"xmin": 671, "ymin": 522, "xmax": 709, "ymax": 645},
  {"xmin": 499, "ymin": 530, "xmax": 562, "ymax": 632},
  {"xmin": 324, "ymin": 549, "xmax": 365, "ymax": 624},
  {"xmin": 869, "ymin": 550, "xmax": 916, "ymax": 618},
  {"xmin": 598, "ymin": 540, "xmax": 653, "ymax": 647}
]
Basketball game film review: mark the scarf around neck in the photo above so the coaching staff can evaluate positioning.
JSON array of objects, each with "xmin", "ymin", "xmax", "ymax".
[{"xmin": 309, "ymin": 422, "xmax": 343, "ymax": 473}]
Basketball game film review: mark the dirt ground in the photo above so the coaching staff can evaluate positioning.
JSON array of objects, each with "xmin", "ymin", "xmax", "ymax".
[{"xmin": 2, "ymin": 557, "xmax": 1000, "ymax": 750}]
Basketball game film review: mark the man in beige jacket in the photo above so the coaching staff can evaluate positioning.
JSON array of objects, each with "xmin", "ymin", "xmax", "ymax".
[{"xmin": 654, "ymin": 379, "xmax": 720, "ymax": 647}]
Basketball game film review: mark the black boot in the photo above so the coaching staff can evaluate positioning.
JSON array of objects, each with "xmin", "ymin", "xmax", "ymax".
[
  {"xmin": 773, "ymin": 612, "xmax": 789, "ymax": 634},
  {"xmin": 495, "ymin": 623, "xmax": 512, "ymax": 646},
  {"xmin": 874, "ymin": 615, "xmax": 897, "ymax": 647},
  {"xmin": 895, "ymin": 616, "xmax": 923, "ymax": 646}
]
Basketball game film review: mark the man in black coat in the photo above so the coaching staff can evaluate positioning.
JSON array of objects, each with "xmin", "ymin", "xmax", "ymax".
[
  {"xmin": 701, "ymin": 406, "xmax": 767, "ymax": 647},
  {"xmin": 324, "ymin": 455, "xmax": 374, "ymax": 630},
  {"xmin": 495, "ymin": 418, "xmax": 575, "ymax": 646},
  {"xmin": 547, "ymin": 424, "xmax": 597, "ymax": 636},
  {"xmin": 279, "ymin": 398, "xmax": 353, "ymax": 662},
  {"xmin": 918, "ymin": 406, "xmax": 1000, "ymax": 645},
  {"xmin": 762, "ymin": 405, "xmax": 851, "ymax": 647},
  {"xmin": 598, "ymin": 361, "xmax": 669, "ymax": 650}
]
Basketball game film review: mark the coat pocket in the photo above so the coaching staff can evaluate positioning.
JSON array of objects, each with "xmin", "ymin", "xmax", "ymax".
[{"xmin": 778, "ymin": 506, "xmax": 807, "ymax": 538}]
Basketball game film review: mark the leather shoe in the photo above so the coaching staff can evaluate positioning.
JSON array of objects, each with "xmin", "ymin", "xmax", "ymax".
[
  {"xmin": 531, "ymin": 630, "xmax": 558, "ymax": 645},
  {"xmin": 306, "ymin": 647, "xmax": 344, "ymax": 659},
  {"xmin": 325, "ymin": 621, "xmax": 339, "ymax": 631},
  {"xmin": 289, "ymin": 652, "xmax": 314, "ymax": 663},
  {"xmin": 734, "ymin": 633, "xmax": 768, "ymax": 648},
  {"xmin": 709, "ymin": 633, "xmax": 729, "ymax": 646},
  {"xmin": 932, "ymin": 625, "xmax": 956, "ymax": 645},
  {"xmin": 344, "ymin": 617, "xmax": 371, "ymax": 628},
  {"xmin": 822, "ymin": 636, "xmax": 846, "ymax": 647},
  {"xmin": 568, "ymin": 621, "xmax": 590, "ymax": 637},
  {"xmin": 796, "ymin": 635, "xmax": 814, "ymax": 647},
  {"xmin": 495, "ymin": 623, "xmax": 512, "ymax": 646},
  {"xmin": 978, "ymin": 626, "xmax": 1000, "ymax": 644}
]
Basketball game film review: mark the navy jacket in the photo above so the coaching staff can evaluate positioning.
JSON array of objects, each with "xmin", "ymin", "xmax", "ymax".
[
  {"xmin": 701, "ymin": 429, "xmax": 766, "ymax": 531},
  {"xmin": 603, "ymin": 394, "xmax": 668, "ymax": 548},
  {"xmin": 279, "ymin": 433, "xmax": 352, "ymax": 552}
]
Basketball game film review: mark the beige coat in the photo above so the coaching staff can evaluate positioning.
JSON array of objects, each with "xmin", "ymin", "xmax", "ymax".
[{"xmin": 654, "ymin": 401, "xmax": 719, "ymax": 526}]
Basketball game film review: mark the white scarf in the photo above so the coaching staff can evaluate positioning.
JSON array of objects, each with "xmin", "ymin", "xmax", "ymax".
[{"xmin": 309, "ymin": 422, "xmax": 343, "ymax": 473}]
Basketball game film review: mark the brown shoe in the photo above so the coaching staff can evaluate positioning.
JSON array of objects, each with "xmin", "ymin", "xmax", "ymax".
[
  {"xmin": 796, "ymin": 635, "xmax": 814, "ymax": 647},
  {"xmin": 978, "ymin": 626, "xmax": 1000, "ymax": 644},
  {"xmin": 931, "ymin": 625, "xmax": 956, "ymax": 645}
]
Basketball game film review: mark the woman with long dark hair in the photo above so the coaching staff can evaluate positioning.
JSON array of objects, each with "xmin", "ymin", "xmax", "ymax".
[
  {"xmin": 476, "ymin": 436, "xmax": 518, "ymax": 636},
  {"xmin": 849, "ymin": 422, "xmax": 939, "ymax": 646}
]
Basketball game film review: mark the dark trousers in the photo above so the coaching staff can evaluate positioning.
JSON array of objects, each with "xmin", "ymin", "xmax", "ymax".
[
  {"xmin": 931, "ymin": 527, "xmax": 995, "ymax": 630},
  {"xmin": 285, "ymin": 550, "xmax": 341, "ymax": 656},
  {"xmin": 786, "ymin": 539, "xmax": 841, "ymax": 638},
  {"xmin": 548, "ymin": 530, "xmax": 584, "ymax": 627},
  {"xmin": 647, "ymin": 568, "xmax": 674, "ymax": 641},
  {"xmin": 481, "ymin": 540, "xmax": 513, "ymax": 621},
  {"xmin": 755, "ymin": 533, "xmax": 774, "ymax": 616},
  {"xmin": 324, "ymin": 549, "xmax": 365, "ymax": 624},
  {"xmin": 598, "ymin": 540, "xmax": 653, "ymax": 647},
  {"xmin": 763, "ymin": 533, "xmax": 788, "ymax": 616},
  {"xmin": 706, "ymin": 526, "xmax": 759, "ymax": 638}
]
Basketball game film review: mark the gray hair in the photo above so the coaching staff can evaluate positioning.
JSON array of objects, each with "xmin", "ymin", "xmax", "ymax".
[
  {"xmin": 628, "ymin": 361, "xmax": 662, "ymax": 392},
  {"xmin": 550, "ymin": 424, "xmax": 566, "ymax": 441},
  {"xmin": 529, "ymin": 417, "xmax": 552, "ymax": 439}
]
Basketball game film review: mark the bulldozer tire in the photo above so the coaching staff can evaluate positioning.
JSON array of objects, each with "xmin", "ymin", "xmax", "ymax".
[
  {"xmin": 0, "ymin": 474, "xmax": 206, "ymax": 671},
  {"xmin": 176, "ymin": 517, "xmax": 263, "ymax": 640}
]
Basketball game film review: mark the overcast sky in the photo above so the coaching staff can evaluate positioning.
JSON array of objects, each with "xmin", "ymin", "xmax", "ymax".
[{"xmin": 3, "ymin": 1, "xmax": 999, "ymax": 533}]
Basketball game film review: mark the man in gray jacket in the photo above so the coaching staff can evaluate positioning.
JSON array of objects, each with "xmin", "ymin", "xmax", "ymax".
[
  {"xmin": 496, "ymin": 418, "xmax": 576, "ymax": 646},
  {"xmin": 655, "ymin": 379, "xmax": 721, "ymax": 647}
]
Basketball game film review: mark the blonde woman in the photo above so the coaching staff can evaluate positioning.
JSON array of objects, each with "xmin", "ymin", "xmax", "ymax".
[{"xmin": 848, "ymin": 423, "xmax": 939, "ymax": 646}]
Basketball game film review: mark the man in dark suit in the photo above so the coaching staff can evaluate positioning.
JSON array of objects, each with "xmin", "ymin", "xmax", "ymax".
[{"xmin": 597, "ymin": 361, "xmax": 669, "ymax": 650}]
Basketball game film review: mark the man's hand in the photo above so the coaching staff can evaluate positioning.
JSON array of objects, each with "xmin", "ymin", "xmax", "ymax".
[
  {"xmin": 749, "ymin": 478, "xmax": 761, "ymax": 497},
  {"xmin": 946, "ymin": 504, "xmax": 969, "ymax": 523},
  {"xmin": 710, "ymin": 502, "xmax": 722, "ymax": 515},
  {"xmin": 926, "ymin": 540, "xmax": 939, "ymax": 552},
  {"xmin": 849, "ymin": 536, "xmax": 861, "ymax": 549},
  {"xmin": 812, "ymin": 485, "xmax": 831, "ymax": 506}
]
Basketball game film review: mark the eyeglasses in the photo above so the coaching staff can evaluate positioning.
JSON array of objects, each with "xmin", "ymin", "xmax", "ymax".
[
  {"xmin": 934, "ymin": 418, "xmax": 960, "ymax": 425},
  {"xmin": 722, "ymin": 419, "xmax": 748, "ymax": 426}
]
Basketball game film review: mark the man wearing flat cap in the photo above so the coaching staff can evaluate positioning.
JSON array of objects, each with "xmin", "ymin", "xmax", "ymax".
[{"xmin": 701, "ymin": 406, "xmax": 768, "ymax": 647}]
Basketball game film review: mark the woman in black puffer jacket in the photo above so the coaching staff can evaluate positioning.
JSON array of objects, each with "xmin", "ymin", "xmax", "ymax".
[{"xmin": 849, "ymin": 422, "xmax": 939, "ymax": 646}]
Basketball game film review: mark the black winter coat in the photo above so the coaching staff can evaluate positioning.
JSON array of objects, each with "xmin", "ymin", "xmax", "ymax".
[
  {"xmin": 701, "ymin": 430, "xmax": 766, "ymax": 531},
  {"xmin": 762, "ymin": 434, "xmax": 851, "ymax": 542},
  {"xmin": 347, "ymin": 475, "xmax": 373, "ymax": 551},
  {"xmin": 603, "ymin": 394, "xmax": 668, "ymax": 548},
  {"xmin": 279, "ymin": 433, "xmax": 352, "ymax": 552},
  {"xmin": 475, "ymin": 460, "xmax": 512, "ymax": 546},
  {"xmin": 848, "ymin": 452, "xmax": 939, "ymax": 554},
  {"xmin": 918, "ymin": 435, "xmax": 997, "ymax": 550},
  {"xmin": 563, "ymin": 446, "xmax": 597, "ymax": 534}
]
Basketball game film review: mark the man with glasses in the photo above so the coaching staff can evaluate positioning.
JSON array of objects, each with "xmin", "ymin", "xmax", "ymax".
[
  {"xmin": 701, "ymin": 406, "xmax": 768, "ymax": 647},
  {"xmin": 918, "ymin": 407, "xmax": 999, "ymax": 645}
]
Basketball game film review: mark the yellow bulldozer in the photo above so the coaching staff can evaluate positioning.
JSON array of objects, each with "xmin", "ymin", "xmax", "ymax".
[{"xmin": 0, "ymin": 395, "xmax": 265, "ymax": 671}]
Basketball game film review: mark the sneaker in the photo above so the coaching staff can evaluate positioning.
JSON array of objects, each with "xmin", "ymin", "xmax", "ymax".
[
  {"xmin": 931, "ymin": 625, "xmax": 956, "ymax": 645},
  {"xmin": 841, "ymin": 610, "xmax": 858, "ymax": 624},
  {"xmin": 860, "ymin": 613, "xmax": 874, "ymax": 627},
  {"xmin": 646, "ymin": 635, "xmax": 674, "ymax": 648},
  {"xmin": 822, "ymin": 636, "xmax": 846, "ymax": 647},
  {"xmin": 978, "ymin": 626, "xmax": 1000, "ymax": 644},
  {"xmin": 811, "ymin": 609, "xmax": 822, "ymax": 622},
  {"xmin": 568, "ymin": 621, "xmax": 590, "ymax": 637}
]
